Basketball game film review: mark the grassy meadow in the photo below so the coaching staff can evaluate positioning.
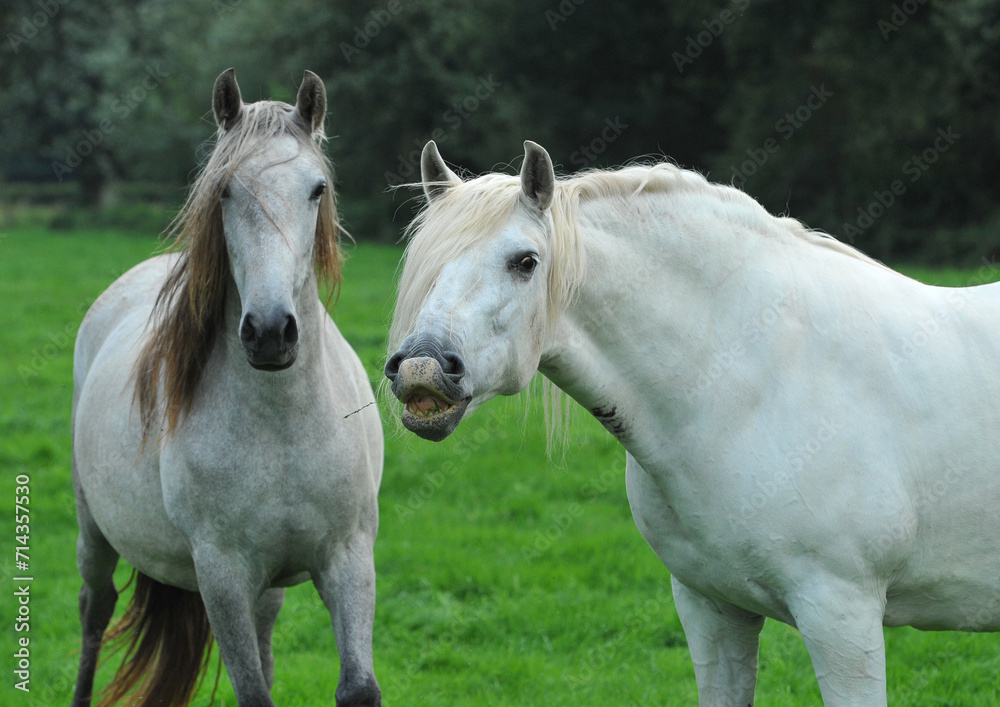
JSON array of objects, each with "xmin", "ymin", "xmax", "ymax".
[{"xmin": 2, "ymin": 226, "xmax": 999, "ymax": 705}]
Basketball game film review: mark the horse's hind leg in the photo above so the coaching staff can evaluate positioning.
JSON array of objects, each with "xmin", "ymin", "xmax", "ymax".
[
  {"xmin": 254, "ymin": 588, "xmax": 285, "ymax": 690},
  {"xmin": 313, "ymin": 535, "xmax": 381, "ymax": 707},
  {"xmin": 672, "ymin": 576, "xmax": 765, "ymax": 706},
  {"xmin": 71, "ymin": 488, "xmax": 120, "ymax": 707}
]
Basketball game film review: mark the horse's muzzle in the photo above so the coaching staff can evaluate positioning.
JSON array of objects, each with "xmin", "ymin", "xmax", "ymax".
[
  {"xmin": 241, "ymin": 309, "xmax": 299, "ymax": 370},
  {"xmin": 385, "ymin": 348, "xmax": 471, "ymax": 441}
]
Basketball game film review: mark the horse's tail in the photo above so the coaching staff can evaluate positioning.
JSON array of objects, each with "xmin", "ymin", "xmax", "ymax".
[{"xmin": 98, "ymin": 570, "xmax": 215, "ymax": 706}]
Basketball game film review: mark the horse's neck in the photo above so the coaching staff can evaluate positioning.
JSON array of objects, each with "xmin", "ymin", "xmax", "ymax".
[{"xmin": 540, "ymin": 193, "xmax": 793, "ymax": 438}]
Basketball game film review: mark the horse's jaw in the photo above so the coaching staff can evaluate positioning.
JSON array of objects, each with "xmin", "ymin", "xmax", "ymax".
[{"xmin": 401, "ymin": 395, "xmax": 471, "ymax": 441}]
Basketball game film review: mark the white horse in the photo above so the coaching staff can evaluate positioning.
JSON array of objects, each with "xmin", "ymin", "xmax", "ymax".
[
  {"xmin": 385, "ymin": 140, "xmax": 1000, "ymax": 705},
  {"xmin": 71, "ymin": 70, "xmax": 382, "ymax": 706}
]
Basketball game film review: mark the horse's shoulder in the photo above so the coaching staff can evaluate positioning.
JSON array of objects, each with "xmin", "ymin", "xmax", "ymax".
[
  {"xmin": 76, "ymin": 254, "xmax": 181, "ymax": 383},
  {"xmin": 83, "ymin": 254, "xmax": 180, "ymax": 325}
]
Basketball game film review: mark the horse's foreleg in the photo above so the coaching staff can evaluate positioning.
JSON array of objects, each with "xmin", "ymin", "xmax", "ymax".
[
  {"xmin": 791, "ymin": 577, "xmax": 887, "ymax": 707},
  {"xmin": 193, "ymin": 545, "xmax": 275, "ymax": 707},
  {"xmin": 672, "ymin": 576, "xmax": 765, "ymax": 707},
  {"xmin": 71, "ymin": 490, "xmax": 120, "ymax": 707},
  {"xmin": 253, "ymin": 588, "xmax": 285, "ymax": 690},
  {"xmin": 313, "ymin": 534, "xmax": 381, "ymax": 707}
]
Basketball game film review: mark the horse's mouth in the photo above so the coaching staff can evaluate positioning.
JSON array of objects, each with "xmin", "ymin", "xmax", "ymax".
[
  {"xmin": 405, "ymin": 390, "xmax": 456, "ymax": 419},
  {"xmin": 400, "ymin": 388, "xmax": 471, "ymax": 441},
  {"xmin": 389, "ymin": 355, "xmax": 471, "ymax": 441},
  {"xmin": 248, "ymin": 357, "xmax": 295, "ymax": 372}
]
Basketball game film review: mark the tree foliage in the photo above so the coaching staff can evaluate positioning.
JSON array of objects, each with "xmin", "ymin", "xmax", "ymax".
[{"xmin": 2, "ymin": 0, "xmax": 998, "ymax": 261}]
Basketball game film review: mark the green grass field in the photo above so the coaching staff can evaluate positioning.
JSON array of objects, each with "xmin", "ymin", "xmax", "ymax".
[{"xmin": 2, "ymin": 227, "xmax": 999, "ymax": 705}]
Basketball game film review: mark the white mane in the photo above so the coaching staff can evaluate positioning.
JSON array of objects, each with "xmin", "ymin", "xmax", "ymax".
[{"xmin": 390, "ymin": 161, "xmax": 888, "ymax": 353}]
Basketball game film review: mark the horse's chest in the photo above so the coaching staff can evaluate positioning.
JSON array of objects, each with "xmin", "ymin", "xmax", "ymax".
[
  {"xmin": 623, "ymin": 454, "xmax": 791, "ymax": 618},
  {"xmin": 162, "ymin": 412, "xmax": 363, "ymax": 538}
]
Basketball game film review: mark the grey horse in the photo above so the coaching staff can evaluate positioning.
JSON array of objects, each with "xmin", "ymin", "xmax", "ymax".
[{"xmin": 70, "ymin": 69, "xmax": 382, "ymax": 706}]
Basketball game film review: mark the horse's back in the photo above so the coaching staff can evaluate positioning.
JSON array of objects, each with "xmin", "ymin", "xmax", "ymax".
[{"xmin": 74, "ymin": 253, "xmax": 179, "ymax": 396}]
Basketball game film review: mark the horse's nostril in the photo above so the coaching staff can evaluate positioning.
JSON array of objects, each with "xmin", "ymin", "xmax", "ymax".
[
  {"xmin": 384, "ymin": 352, "xmax": 404, "ymax": 381},
  {"xmin": 385, "ymin": 347, "xmax": 465, "ymax": 383},
  {"xmin": 240, "ymin": 313, "xmax": 258, "ymax": 346},
  {"xmin": 241, "ymin": 310, "xmax": 296, "ymax": 361},
  {"xmin": 441, "ymin": 352, "xmax": 466, "ymax": 380},
  {"xmin": 282, "ymin": 315, "xmax": 298, "ymax": 349}
]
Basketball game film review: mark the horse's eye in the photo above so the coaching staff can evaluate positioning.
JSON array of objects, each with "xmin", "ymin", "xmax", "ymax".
[
  {"xmin": 310, "ymin": 182, "xmax": 327, "ymax": 201},
  {"xmin": 221, "ymin": 185, "xmax": 231, "ymax": 199},
  {"xmin": 511, "ymin": 254, "xmax": 538, "ymax": 275}
]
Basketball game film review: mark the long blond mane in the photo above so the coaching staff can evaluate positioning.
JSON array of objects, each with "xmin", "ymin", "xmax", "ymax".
[
  {"xmin": 135, "ymin": 100, "xmax": 342, "ymax": 447},
  {"xmin": 391, "ymin": 160, "xmax": 884, "ymax": 351},
  {"xmin": 389, "ymin": 159, "xmax": 889, "ymax": 449}
]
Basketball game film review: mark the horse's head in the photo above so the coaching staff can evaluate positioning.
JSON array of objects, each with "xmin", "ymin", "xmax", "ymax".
[
  {"xmin": 211, "ymin": 68, "xmax": 335, "ymax": 371},
  {"xmin": 385, "ymin": 140, "xmax": 565, "ymax": 440}
]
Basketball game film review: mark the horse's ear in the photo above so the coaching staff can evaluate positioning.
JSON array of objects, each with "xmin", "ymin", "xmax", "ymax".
[
  {"xmin": 421, "ymin": 141, "xmax": 461, "ymax": 202},
  {"xmin": 520, "ymin": 140, "xmax": 554, "ymax": 211},
  {"xmin": 294, "ymin": 70, "xmax": 327, "ymax": 137},
  {"xmin": 213, "ymin": 68, "xmax": 243, "ymax": 131}
]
